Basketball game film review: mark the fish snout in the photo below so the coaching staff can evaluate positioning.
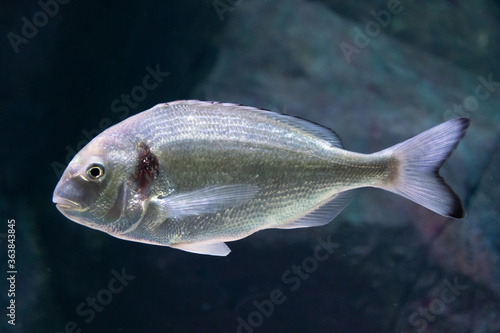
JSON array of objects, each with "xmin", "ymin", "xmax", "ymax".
[{"xmin": 53, "ymin": 177, "xmax": 89, "ymax": 213}]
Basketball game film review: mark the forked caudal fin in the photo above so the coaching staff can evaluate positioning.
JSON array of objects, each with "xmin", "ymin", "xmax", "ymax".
[{"xmin": 377, "ymin": 118, "xmax": 470, "ymax": 218}]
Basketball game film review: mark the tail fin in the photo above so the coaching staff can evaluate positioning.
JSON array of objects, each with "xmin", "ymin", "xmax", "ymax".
[{"xmin": 378, "ymin": 118, "xmax": 470, "ymax": 218}]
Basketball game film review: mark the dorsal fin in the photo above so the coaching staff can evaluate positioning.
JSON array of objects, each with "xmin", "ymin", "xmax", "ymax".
[
  {"xmin": 162, "ymin": 100, "xmax": 344, "ymax": 149},
  {"xmin": 262, "ymin": 112, "xmax": 344, "ymax": 148}
]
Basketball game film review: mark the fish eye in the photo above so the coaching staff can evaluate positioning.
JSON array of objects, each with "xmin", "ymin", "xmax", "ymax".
[{"xmin": 86, "ymin": 163, "xmax": 105, "ymax": 180}]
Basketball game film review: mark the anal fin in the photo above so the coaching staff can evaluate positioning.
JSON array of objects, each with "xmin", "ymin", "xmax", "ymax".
[
  {"xmin": 169, "ymin": 241, "xmax": 231, "ymax": 256},
  {"xmin": 277, "ymin": 191, "xmax": 352, "ymax": 229}
]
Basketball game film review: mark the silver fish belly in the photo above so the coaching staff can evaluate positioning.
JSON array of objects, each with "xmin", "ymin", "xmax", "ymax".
[{"xmin": 53, "ymin": 100, "xmax": 469, "ymax": 256}]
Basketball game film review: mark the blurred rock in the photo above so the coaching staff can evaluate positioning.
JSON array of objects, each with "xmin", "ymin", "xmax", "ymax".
[
  {"xmin": 195, "ymin": 0, "xmax": 500, "ymax": 331},
  {"xmin": 313, "ymin": 0, "xmax": 500, "ymax": 75},
  {"xmin": 432, "ymin": 141, "xmax": 500, "ymax": 297}
]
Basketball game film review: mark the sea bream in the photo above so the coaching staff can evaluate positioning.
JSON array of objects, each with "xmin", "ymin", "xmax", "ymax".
[{"xmin": 53, "ymin": 100, "xmax": 470, "ymax": 256}]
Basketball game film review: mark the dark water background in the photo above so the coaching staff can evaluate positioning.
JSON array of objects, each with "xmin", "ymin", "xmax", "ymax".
[{"xmin": 1, "ymin": 1, "xmax": 500, "ymax": 332}]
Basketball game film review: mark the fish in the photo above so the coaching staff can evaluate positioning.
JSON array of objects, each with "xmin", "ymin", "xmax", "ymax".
[{"xmin": 53, "ymin": 100, "xmax": 470, "ymax": 256}]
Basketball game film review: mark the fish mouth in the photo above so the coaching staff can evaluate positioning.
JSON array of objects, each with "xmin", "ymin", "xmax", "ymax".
[{"xmin": 53, "ymin": 197, "xmax": 89, "ymax": 212}]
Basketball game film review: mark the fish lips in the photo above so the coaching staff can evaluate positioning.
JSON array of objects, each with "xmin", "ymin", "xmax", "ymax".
[
  {"xmin": 53, "ymin": 177, "xmax": 90, "ymax": 216},
  {"xmin": 53, "ymin": 198, "xmax": 91, "ymax": 228},
  {"xmin": 53, "ymin": 197, "xmax": 88, "ymax": 212}
]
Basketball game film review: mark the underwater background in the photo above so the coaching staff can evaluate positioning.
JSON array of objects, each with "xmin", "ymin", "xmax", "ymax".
[{"xmin": 1, "ymin": 0, "xmax": 500, "ymax": 332}]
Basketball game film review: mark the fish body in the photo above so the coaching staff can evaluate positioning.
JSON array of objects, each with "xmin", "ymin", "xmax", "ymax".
[{"xmin": 53, "ymin": 100, "xmax": 469, "ymax": 256}]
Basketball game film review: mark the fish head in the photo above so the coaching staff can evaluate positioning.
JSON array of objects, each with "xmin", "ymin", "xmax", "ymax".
[{"xmin": 53, "ymin": 133, "xmax": 136, "ymax": 231}]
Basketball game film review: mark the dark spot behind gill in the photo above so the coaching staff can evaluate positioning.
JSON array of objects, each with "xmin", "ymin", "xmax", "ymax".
[{"xmin": 133, "ymin": 142, "xmax": 159, "ymax": 194}]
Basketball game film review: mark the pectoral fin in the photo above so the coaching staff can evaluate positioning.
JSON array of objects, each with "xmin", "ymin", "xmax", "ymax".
[
  {"xmin": 154, "ymin": 184, "xmax": 259, "ymax": 218},
  {"xmin": 169, "ymin": 241, "xmax": 231, "ymax": 256}
]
